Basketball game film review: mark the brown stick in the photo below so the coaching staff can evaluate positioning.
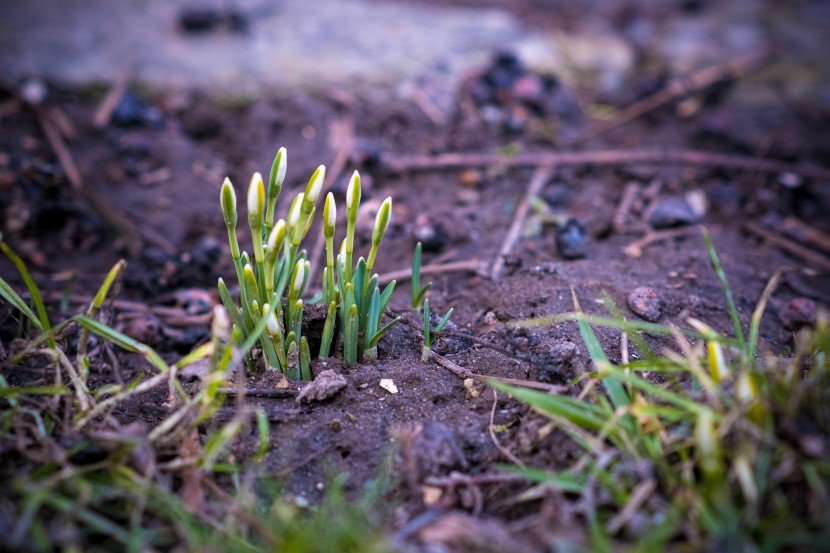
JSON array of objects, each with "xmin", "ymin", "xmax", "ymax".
[
  {"xmin": 622, "ymin": 226, "xmax": 702, "ymax": 258},
  {"xmin": 782, "ymin": 216, "xmax": 830, "ymax": 254},
  {"xmin": 382, "ymin": 148, "xmax": 830, "ymax": 181},
  {"xmin": 376, "ymin": 259, "xmax": 486, "ymax": 285},
  {"xmin": 492, "ymin": 166, "xmax": 555, "ymax": 279},
  {"xmin": 744, "ymin": 222, "xmax": 830, "ymax": 273},
  {"xmin": 35, "ymin": 109, "xmax": 143, "ymax": 256},
  {"xmin": 93, "ymin": 61, "xmax": 135, "ymax": 128},
  {"xmin": 573, "ymin": 50, "xmax": 771, "ymax": 144}
]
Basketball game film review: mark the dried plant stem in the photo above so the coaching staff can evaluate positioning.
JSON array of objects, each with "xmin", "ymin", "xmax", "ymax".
[
  {"xmin": 383, "ymin": 148, "xmax": 830, "ymax": 180},
  {"xmin": 492, "ymin": 166, "xmax": 554, "ymax": 279},
  {"xmin": 744, "ymin": 222, "xmax": 830, "ymax": 273},
  {"xmin": 573, "ymin": 50, "xmax": 771, "ymax": 144},
  {"xmin": 376, "ymin": 259, "xmax": 485, "ymax": 285}
]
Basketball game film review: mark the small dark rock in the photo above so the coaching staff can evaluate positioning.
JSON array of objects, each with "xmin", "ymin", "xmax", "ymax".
[
  {"xmin": 533, "ymin": 340, "xmax": 578, "ymax": 383},
  {"xmin": 555, "ymin": 218, "xmax": 587, "ymax": 259},
  {"xmin": 189, "ymin": 236, "xmax": 223, "ymax": 271},
  {"xmin": 646, "ymin": 197, "xmax": 699, "ymax": 228},
  {"xmin": 123, "ymin": 314, "xmax": 163, "ymax": 346},
  {"xmin": 178, "ymin": 8, "xmax": 248, "ymax": 33},
  {"xmin": 779, "ymin": 297, "xmax": 817, "ymax": 330},
  {"xmin": 628, "ymin": 287, "xmax": 662, "ymax": 322},
  {"xmin": 541, "ymin": 182, "xmax": 570, "ymax": 207},
  {"xmin": 414, "ymin": 214, "xmax": 448, "ymax": 253},
  {"xmin": 112, "ymin": 92, "xmax": 165, "ymax": 128},
  {"xmin": 708, "ymin": 182, "xmax": 743, "ymax": 218}
]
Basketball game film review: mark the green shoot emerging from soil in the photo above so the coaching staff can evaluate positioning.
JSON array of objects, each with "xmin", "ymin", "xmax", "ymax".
[
  {"xmin": 494, "ymin": 229, "xmax": 830, "ymax": 551},
  {"xmin": 411, "ymin": 241, "xmax": 432, "ymax": 310},
  {"xmin": 219, "ymin": 147, "xmax": 319, "ymax": 379},
  {"xmin": 421, "ymin": 298, "xmax": 453, "ymax": 362},
  {"xmin": 319, "ymin": 171, "xmax": 400, "ymax": 365}
]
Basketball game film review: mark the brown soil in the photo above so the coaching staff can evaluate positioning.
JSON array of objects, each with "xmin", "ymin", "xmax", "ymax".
[{"xmin": 2, "ymin": 6, "xmax": 830, "ymax": 550}]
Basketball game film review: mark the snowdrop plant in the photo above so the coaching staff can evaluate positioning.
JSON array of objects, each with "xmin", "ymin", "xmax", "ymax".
[
  {"xmin": 218, "ymin": 147, "xmax": 319, "ymax": 379},
  {"xmin": 318, "ymin": 171, "xmax": 400, "ymax": 365}
]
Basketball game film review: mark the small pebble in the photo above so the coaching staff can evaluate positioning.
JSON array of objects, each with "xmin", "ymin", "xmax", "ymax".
[
  {"xmin": 779, "ymin": 297, "xmax": 817, "ymax": 330},
  {"xmin": 414, "ymin": 214, "xmax": 448, "ymax": 253},
  {"xmin": 646, "ymin": 197, "xmax": 699, "ymax": 228},
  {"xmin": 112, "ymin": 92, "xmax": 165, "ymax": 128},
  {"xmin": 295, "ymin": 370, "xmax": 347, "ymax": 404},
  {"xmin": 555, "ymin": 218, "xmax": 587, "ymax": 259},
  {"xmin": 628, "ymin": 287, "xmax": 662, "ymax": 322},
  {"xmin": 379, "ymin": 379, "xmax": 399, "ymax": 394}
]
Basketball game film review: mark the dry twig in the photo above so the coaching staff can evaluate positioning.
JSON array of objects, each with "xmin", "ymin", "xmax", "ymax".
[
  {"xmin": 573, "ymin": 50, "xmax": 771, "ymax": 144},
  {"xmin": 744, "ymin": 222, "xmax": 830, "ymax": 273},
  {"xmin": 492, "ymin": 166, "xmax": 554, "ymax": 279},
  {"xmin": 383, "ymin": 148, "xmax": 830, "ymax": 180}
]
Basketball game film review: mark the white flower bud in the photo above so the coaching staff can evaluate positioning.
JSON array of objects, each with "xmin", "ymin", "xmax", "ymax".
[{"xmin": 306, "ymin": 165, "xmax": 325, "ymax": 203}]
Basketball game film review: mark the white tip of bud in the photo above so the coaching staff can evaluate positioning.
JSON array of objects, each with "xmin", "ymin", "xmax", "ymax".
[
  {"xmin": 346, "ymin": 171, "xmax": 361, "ymax": 211},
  {"xmin": 307, "ymin": 165, "xmax": 325, "ymax": 203},
  {"xmin": 263, "ymin": 304, "xmax": 281, "ymax": 336},
  {"xmin": 375, "ymin": 197, "xmax": 392, "ymax": 235},
  {"xmin": 275, "ymin": 147, "xmax": 287, "ymax": 184},
  {"xmin": 247, "ymin": 172, "xmax": 265, "ymax": 217},
  {"xmin": 291, "ymin": 260, "xmax": 305, "ymax": 293},
  {"xmin": 268, "ymin": 219, "xmax": 286, "ymax": 248},
  {"xmin": 288, "ymin": 193, "xmax": 304, "ymax": 226},
  {"xmin": 211, "ymin": 305, "xmax": 231, "ymax": 341},
  {"xmin": 325, "ymin": 192, "xmax": 336, "ymax": 228}
]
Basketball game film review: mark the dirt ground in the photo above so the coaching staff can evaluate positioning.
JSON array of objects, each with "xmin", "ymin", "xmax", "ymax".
[{"xmin": 2, "ymin": 0, "xmax": 830, "ymax": 550}]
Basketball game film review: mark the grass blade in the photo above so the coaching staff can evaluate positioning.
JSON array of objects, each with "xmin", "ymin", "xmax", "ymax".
[
  {"xmin": 572, "ymin": 288, "xmax": 629, "ymax": 408},
  {"xmin": 1, "ymin": 241, "xmax": 52, "ymax": 345},
  {"xmin": 702, "ymin": 227, "xmax": 746, "ymax": 349},
  {"xmin": 75, "ymin": 316, "xmax": 168, "ymax": 373},
  {"xmin": 0, "ymin": 276, "xmax": 43, "ymax": 330}
]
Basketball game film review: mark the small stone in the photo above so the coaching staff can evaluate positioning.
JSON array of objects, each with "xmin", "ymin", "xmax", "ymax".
[
  {"xmin": 463, "ymin": 378, "xmax": 481, "ymax": 398},
  {"xmin": 628, "ymin": 287, "xmax": 662, "ymax": 322},
  {"xmin": 112, "ymin": 92, "xmax": 165, "ymax": 128},
  {"xmin": 414, "ymin": 214, "xmax": 448, "ymax": 253},
  {"xmin": 422, "ymin": 485, "xmax": 443, "ymax": 506},
  {"xmin": 555, "ymin": 218, "xmax": 587, "ymax": 259},
  {"xmin": 379, "ymin": 379, "xmax": 399, "ymax": 394},
  {"xmin": 779, "ymin": 297, "xmax": 817, "ymax": 330},
  {"xmin": 274, "ymin": 374, "xmax": 290, "ymax": 390},
  {"xmin": 295, "ymin": 370, "xmax": 347, "ymax": 404},
  {"xmin": 646, "ymin": 197, "xmax": 699, "ymax": 228},
  {"xmin": 457, "ymin": 169, "xmax": 483, "ymax": 187},
  {"xmin": 542, "ymin": 183, "xmax": 569, "ymax": 208}
]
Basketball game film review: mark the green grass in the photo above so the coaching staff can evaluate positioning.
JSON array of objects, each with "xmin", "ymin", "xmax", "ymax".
[
  {"xmin": 1, "ymin": 240, "xmax": 390, "ymax": 552},
  {"xmin": 493, "ymin": 228, "xmax": 830, "ymax": 551}
]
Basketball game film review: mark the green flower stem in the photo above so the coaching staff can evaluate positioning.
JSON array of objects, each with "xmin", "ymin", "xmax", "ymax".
[
  {"xmin": 319, "ymin": 301, "xmax": 337, "ymax": 358},
  {"xmin": 299, "ymin": 336, "xmax": 311, "ymax": 381},
  {"xmin": 344, "ymin": 304, "xmax": 359, "ymax": 366},
  {"xmin": 344, "ymin": 171, "xmax": 361, "ymax": 285}
]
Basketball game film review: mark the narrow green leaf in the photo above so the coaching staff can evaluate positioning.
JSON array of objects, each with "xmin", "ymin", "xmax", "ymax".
[
  {"xmin": 254, "ymin": 407, "xmax": 271, "ymax": 463},
  {"xmin": 0, "ymin": 276, "xmax": 42, "ymax": 329},
  {"xmin": 434, "ymin": 307, "xmax": 454, "ymax": 333},
  {"xmin": 702, "ymin": 227, "xmax": 746, "ymax": 348},
  {"xmin": 368, "ymin": 317, "xmax": 401, "ymax": 348},
  {"xmin": 572, "ymin": 289, "xmax": 629, "ymax": 409},
  {"xmin": 75, "ymin": 315, "xmax": 168, "ymax": 372},
  {"xmin": 1, "ymin": 241, "xmax": 52, "ymax": 345},
  {"xmin": 0, "ymin": 386, "xmax": 69, "ymax": 397}
]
